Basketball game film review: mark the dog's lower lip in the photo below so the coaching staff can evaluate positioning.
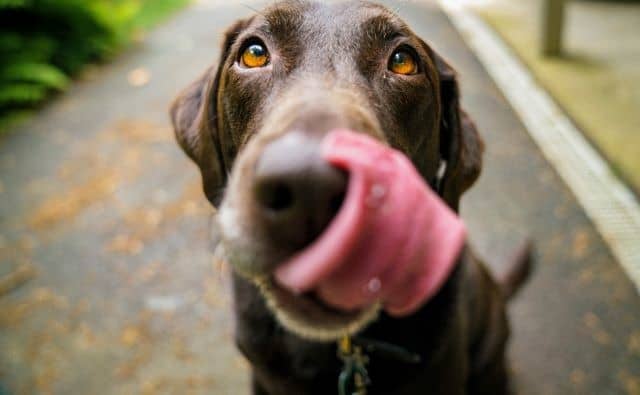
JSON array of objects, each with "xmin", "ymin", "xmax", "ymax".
[
  {"xmin": 252, "ymin": 273, "xmax": 381, "ymax": 341},
  {"xmin": 271, "ymin": 278, "xmax": 362, "ymax": 317}
]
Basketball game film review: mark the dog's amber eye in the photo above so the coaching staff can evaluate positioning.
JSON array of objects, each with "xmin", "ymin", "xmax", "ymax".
[
  {"xmin": 389, "ymin": 50, "xmax": 417, "ymax": 75},
  {"xmin": 241, "ymin": 43, "xmax": 269, "ymax": 68}
]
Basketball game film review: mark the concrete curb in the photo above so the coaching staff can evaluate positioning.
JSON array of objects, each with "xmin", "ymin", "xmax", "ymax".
[{"xmin": 438, "ymin": 0, "xmax": 640, "ymax": 291}]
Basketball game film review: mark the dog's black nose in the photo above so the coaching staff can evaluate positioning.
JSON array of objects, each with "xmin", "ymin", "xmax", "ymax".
[{"xmin": 253, "ymin": 132, "xmax": 347, "ymax": 250}]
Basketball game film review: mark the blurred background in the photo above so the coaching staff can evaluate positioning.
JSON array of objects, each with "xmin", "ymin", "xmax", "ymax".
[
  {"xmin": 469, "ymin": 0, "xmax": 640, "ymax": 196},
  {"xmin": 0, "ymin": 0, "xmax": 190, "ymax": 131},
  {"xmin": 0, "ymin": 0, "xmax": 638, "ymax": 394}
]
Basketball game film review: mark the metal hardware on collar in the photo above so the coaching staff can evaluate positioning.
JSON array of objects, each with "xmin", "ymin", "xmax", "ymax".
[
  {"xmin": 337, "ymin": 335, "xmax": 422, "ymax": 395},
  {"xmin": 338, "ymin": 335, "xmax": 370, "ymax": 395}
]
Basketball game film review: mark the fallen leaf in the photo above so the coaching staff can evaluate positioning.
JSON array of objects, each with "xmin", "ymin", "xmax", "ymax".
[
  {"xmin": 121, "ymin": 326, "xmax": 142, "ymax": 347},
  {"xmin": 628, "ymin": 332, "xmax": 640, "ymax": 355},
  {"xmin": 127, "ymin": 67, "xmax": 151, "ymax": 87},
  {"xmin": 572, "ymin": 230, "xmax": 590, "ymax": 259},
  {"xmin": 583, "ymin": 312, "xmax": 600, "ymax": 329},
  {"xmin": 106, "ymin": 234, "xmax": 144, "ymax": 255},
  {"xmin": 570, "ymin": 369, "xmax": 587, "ymax": 386},
  {"xmin": 0, "ymin": 263, "xmax": 37, "ymax": 297},
  {"xmin": 29, "ymin": 171, "xmax": 119, "ymax": 229}
]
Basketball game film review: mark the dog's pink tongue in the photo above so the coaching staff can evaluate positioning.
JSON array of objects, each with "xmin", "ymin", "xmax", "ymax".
[{"xmin": 274, "ymin": 130, "xmax": 466, "ymax": 317}]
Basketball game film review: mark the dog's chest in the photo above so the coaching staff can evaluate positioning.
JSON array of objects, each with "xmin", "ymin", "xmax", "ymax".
[{"xmin": 234, "ymin": 279, "xmax": 462, "ymax": 395}]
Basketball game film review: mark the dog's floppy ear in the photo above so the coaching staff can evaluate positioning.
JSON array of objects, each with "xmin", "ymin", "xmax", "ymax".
[
  {"xmin": 170, "ymin": 19, "xmax": 250, "ymax": 206},
  {"xmin": 430, "ymin": 50, "xmax": 484, "ymax": 212}
]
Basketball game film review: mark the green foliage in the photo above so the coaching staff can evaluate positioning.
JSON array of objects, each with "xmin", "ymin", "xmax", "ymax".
[
  {"xmin": 132, "ymin": 0, "xmax": 191, "ymax": 30},
  {"xmin": 0, "ymin": 0, "xmax": 189, "ymax": 132},
  {"xmin": 0, "ymin": 83, "xmax": 48, "ymax": 105},
  {"xmin": 1, "ymin": 63, "xmax": 70, "ymax": 90}
]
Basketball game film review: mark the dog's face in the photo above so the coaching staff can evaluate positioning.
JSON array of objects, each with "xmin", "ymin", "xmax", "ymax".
[{"xmin": 171, "ymin": 0, "xmax": 482, "ymax": 340}]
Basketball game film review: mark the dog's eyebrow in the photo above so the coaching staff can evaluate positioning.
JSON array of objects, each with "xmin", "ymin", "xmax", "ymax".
[
  {"xmin": 262, "ymin": 5, "xmax": 305, "ymax": 38},
  {"xmin": 361, "ymin": 14, "xmax": 407, "ymax": 43}
]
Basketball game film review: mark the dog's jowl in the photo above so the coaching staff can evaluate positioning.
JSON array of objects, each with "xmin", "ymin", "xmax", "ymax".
[{"xmin": 171, "ymin": 1, "xmax": 531, "ymax": 394}]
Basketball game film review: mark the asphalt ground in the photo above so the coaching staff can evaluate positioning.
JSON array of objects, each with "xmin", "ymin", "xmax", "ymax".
[{"xmin": 0, "ymin": 1, "xmax": 638, "ymax": 394}]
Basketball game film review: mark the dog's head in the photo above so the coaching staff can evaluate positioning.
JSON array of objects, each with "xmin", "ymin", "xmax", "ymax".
[{"xmin": 171, "ymin": 0, "xmax": 483, "ymax": 341}]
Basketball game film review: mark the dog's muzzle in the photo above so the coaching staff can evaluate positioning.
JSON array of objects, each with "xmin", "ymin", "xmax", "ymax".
[{"xmin": 216, "ymin": 129, "xmax": 466, "ymax": 341}]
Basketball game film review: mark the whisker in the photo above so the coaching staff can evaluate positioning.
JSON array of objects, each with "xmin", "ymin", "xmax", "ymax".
[{"xmin": 241, "ymin": 3, "xmax": 266, "ymax": 17}]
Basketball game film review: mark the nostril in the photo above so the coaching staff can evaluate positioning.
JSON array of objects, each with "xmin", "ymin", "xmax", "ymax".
[
  {"xmin": 256, "ymin": 180, "xmax": 295, "ymax": 212},
  {"xmin": 252, "ymin": 133, "xmax": 349, "ymax": 251},
  {"xmin": 329, "ymin": 190, "xmax": 346, "ymax": 217}
]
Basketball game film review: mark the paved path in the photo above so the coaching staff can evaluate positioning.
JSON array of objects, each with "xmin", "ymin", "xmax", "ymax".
[{"xmin": 0, "ymin": 1, "xmax": 638, "ymax": 394}]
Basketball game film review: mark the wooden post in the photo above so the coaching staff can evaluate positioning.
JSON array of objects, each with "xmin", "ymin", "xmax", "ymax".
[{"xmin": 541, "ymin": 0, "xmax": 566, "ymax": 57}]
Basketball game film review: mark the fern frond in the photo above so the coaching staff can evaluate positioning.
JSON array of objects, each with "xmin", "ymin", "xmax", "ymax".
[
  {"xmin": 0, "ymin": 0, "xmax": 26, "ymax": 10},
  {"xmin": 0, "ymin": 83, "xmax": 49, "ymax": 105},
  {"xmin": 0, "ymin": 62, "xmax": 69, "ymax": 90}
]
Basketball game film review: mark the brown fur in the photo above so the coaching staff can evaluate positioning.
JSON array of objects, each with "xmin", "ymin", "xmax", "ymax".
[{"xmin": 170, "ymin": 1, "xmax": 530, "ymax": 394}]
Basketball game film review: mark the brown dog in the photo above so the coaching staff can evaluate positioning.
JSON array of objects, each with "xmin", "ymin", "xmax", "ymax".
[{"xmin": 170, "ymin": 1, "xmax": 531, "ymax": 394}]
